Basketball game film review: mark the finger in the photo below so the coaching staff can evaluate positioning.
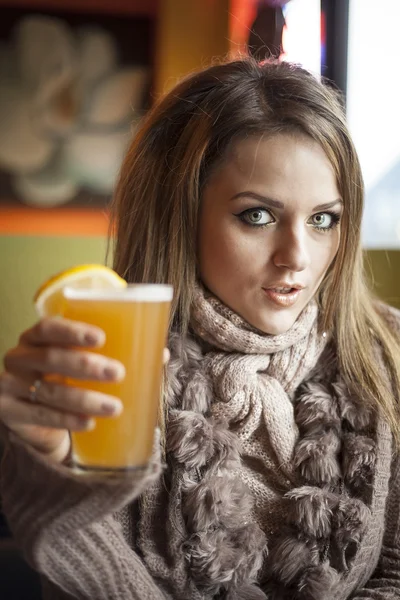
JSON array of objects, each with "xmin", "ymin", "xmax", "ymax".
[
  {"xmin": 9, "ymin": 425, "xmax": 71, "ymax": 462},
  {"xmin": 39, "ymin": 384, "xmax": 123, "ymax": 417},
  {"xmin": 1, "ymin": 372, "xmax": 123, "ymax": 417},
  {"xmin": 4, "ymin": 346, "xmax": 125, "ymax": 382},
  {"xmin": 20, "ymin": 317, "xmax": 106, "ymax": 348},
  {"xmin": 0, "ymin": 393, "xmax": 95, "ymax": 432}
]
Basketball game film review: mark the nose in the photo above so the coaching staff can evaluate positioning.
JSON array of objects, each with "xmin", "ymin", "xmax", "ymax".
[{"xmin": 271, "ymin": 226, "xmax": 310, "ymax": 272}]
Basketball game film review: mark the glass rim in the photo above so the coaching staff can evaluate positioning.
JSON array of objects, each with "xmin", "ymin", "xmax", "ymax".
[{"xmin": 63, "ymin": 284, "xmax": 173, "ymax": 302}]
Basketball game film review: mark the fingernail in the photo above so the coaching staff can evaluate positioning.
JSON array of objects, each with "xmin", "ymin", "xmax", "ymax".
[
  {"xmin": 77, "ymin": 417, "xmax": 96, "ymax": 431},
  {"xmin": 103, "ymin": 364, "xmax": 125, "ymax": 381},
  {"xmin": 83, "ymin": 332, "xmax": 103, "ymax": 346},
  {"xmin": 101, "ymin": 401, "xmax": 123, "ymax": 416}
]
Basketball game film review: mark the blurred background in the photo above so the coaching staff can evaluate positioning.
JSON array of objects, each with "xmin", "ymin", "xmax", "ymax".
[
  {"xmin": 0, "ymin": 1, "xmax": 399, "ymax": 597},
  {"xmin": 0, "ymin": 0, "xmax": 399, "ymax": 363}
]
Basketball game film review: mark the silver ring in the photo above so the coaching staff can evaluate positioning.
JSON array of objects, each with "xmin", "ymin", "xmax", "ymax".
[{"xmin": 28, "ymin": 379, "xmax": 42, "ymax": 403}]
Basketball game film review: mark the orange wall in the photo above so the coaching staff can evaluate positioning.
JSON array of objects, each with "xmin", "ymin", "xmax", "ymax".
[
  {"xmin": 154, "ymin": 0, "xmax": 231, "ymax": 95},
  {"xmin": 229, "ymin": 0, "xmax": 258, "ymax": 56}
]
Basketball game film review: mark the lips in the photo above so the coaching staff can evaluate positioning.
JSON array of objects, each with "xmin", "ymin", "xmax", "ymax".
[
  {"xmin": 270, "ymin": 286, "xmax": 296, "ymax": 293},
  {"xmin": 265, "ymin": 282, "xmax": 305, "ymax": 291},
  {"xmin": 262, "ymin": 284, "xmax": 304, "ymax": 307}
]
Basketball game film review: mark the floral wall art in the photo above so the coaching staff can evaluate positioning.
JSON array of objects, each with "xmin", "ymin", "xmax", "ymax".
[{"xmin": 0, "ymin": 7, "xmax": 152, "ymax": 234}]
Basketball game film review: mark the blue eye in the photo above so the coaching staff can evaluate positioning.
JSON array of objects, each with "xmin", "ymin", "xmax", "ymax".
[
  {"xmin": 310, "ymin": 212, "xmax": 341, "ymax": 232},
  {"xmin": 237, "ymin": 208, "xmax": 274, "ymax": 227}
]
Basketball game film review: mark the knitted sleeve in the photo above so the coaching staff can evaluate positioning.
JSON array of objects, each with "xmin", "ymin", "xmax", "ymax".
[
  {"xmin": 0, "ymin": 433, "xmax": 170, "ymax": 600},
  {"xmin": 349, "ymin": 304, "xmax": 400, "ymax": 598},
  {"xmin": 350, "ymin": 452, "xmax": 400, "ymax": 599},
  {"xmin": 376, "ymin": 302, "xmax": 400, "ymax": 338}
]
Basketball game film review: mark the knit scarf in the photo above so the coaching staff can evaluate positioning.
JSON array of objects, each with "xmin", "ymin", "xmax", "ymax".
[{"xmin": 137, "ymin": 285, "xmax": 375, "ymax": 600}]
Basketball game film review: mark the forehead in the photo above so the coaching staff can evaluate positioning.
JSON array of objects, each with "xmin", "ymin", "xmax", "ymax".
[{"xmin": 208, "ymin": 133, "xmax": 340, "ymax": 206}]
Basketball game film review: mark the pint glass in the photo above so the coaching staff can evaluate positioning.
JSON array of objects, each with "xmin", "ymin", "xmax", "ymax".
[{"xmin": 62, "ymin": 284, "xmax": 173, "ymax": 472}]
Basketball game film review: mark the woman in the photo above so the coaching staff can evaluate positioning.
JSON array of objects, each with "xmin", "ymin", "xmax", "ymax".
[{"xmin": 1, "ymin": 58, "xmax": 399, "ymax": 600}]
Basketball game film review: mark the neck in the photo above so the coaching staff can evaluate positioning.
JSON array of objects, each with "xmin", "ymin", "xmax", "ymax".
[{"xmin": 190, "ymin": 283, "xmax": 322, "ymax": 356}]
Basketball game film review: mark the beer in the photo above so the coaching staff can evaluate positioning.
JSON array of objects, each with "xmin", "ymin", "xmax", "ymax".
[{"xmin": 62, "ymin": 285, "xmax": 172, "ymax": 471}]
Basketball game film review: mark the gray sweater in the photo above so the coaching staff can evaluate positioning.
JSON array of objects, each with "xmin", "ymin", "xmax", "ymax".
[
  {"xmin": 1, "ymin": 417, "xmax": 400, "ymax": 600},
  {"xmin": 1, "ymin": 306, "xmax": 400, "ymax": 600}
]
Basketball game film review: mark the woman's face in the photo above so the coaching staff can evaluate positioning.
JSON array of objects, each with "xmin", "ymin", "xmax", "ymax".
[{"xmin": 198, "ymin": 133, "xmax": 342, "ymax": 335}]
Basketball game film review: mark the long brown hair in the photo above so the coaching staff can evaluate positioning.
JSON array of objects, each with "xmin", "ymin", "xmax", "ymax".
[{"xmin": 109, "ymin": 58, "xmax": 400, "ymax": 443}]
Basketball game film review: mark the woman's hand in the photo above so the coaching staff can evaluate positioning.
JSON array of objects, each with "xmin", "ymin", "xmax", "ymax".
[{"xmin": 0, "ymin": 317, "xmax": 126, "ymax": 463}]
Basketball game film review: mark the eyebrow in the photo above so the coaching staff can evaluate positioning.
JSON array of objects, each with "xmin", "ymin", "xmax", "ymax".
[{"xmin": 230, "ymin": 191, "xmax": 343, "ymax": 212}]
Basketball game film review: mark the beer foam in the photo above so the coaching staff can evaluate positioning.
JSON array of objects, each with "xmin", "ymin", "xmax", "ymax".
[{"xmin": 63, "ymin": 284, "xmax": 173, "ymax": 302}]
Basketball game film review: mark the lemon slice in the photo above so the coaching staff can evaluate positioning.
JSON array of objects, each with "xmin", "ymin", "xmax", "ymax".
[{"xmin": 34, "ymin": 264, "xmax": 127, "ymax": 317}]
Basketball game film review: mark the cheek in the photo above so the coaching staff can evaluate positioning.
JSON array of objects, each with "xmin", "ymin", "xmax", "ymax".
[
  {"xmin": 198, "ymin": 216, "xmax": 254, "ymax": 282},
  {"xmin": 312, "ymin": 233, "xmax": 340, "ymax": 284},
  {"xmin": 199, "ymin": 223, "xmax": 234, "ymax": 279}
]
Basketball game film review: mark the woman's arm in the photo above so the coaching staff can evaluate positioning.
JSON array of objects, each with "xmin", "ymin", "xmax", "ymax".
[
  {"xmin": 350, "ymin": 304, "xmax": 400, "ymax": 598},
  {"xmin": 0, "ymin": 432, "xmax": 170, "ymax": 600},
  {"xmin": 350, "ymin": 452, "xmax": 400, "ymax": 599}
]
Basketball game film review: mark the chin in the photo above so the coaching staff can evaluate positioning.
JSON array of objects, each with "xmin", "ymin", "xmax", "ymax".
[
  {"xmin": 250, "ymin": 309, "xmax": 299, "ymax": 336},
  {"xmin": 258, "ymin": 321, "xmax": 294, "ymax": 336},
  {"xmin": 262, "ymin": 323, "xmax": 293, "ymax": 335}
]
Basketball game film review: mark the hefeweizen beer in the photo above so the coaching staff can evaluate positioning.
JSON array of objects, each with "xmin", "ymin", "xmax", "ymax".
[{"xmin": 62, "ymin": 284, "xmax": 172, "ymax": 471}]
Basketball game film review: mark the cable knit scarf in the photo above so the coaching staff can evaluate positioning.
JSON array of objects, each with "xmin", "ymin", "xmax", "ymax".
[{"xmin": 137, "ymin": 286, "xmax": 376, "ymax": 600}]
